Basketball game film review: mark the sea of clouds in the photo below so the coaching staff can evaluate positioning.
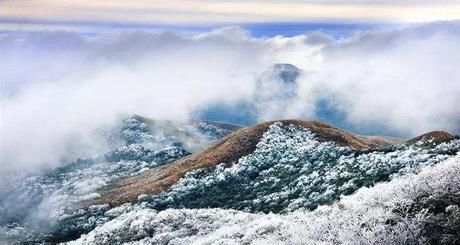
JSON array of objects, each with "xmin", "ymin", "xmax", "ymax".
[{"xmin": 1, "ymin": 21, "xmax": 460, "ymax": 174}]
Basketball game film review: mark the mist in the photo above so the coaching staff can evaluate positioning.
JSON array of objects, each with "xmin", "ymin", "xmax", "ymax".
[{"xmin": 1, "ymin": 22, "xmax": 460, "ymax": 174}]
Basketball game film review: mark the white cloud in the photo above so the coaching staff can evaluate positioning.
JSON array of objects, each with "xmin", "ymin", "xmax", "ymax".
[
  {"xmin": 1, "ymin": 0, "xmax": 460, "ymax": 28},
  {"xmin": 1, "ymin": 22, "xmax": 460, "ymax": 174},
  {"xmin": 305, "ymin": 22, "xmax": 460, "ymax": 134},
  {"xmin": 0, "ymin": 28, "xmax": 269, "ymax": 173}
]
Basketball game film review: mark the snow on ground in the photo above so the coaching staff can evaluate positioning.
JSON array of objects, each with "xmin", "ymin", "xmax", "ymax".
[
  {"xmin": 144, "ymin": 123, "xmax": 460, "ymax": 213},
  {"xmin": 1, "ymin": 121, "xmax": 459, "ymax": 243},
  {"xmin": 0, "ymin": 118, "xmax": 230, "ymax": 242},
  {"xmin": 68, "ymin": 154, "xmax": 460, "ymax": 244}
]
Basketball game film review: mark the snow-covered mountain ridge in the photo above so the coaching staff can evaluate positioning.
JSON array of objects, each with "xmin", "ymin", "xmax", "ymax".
[
  {"xmin": 0, "ymin": 117, "xmax": 239, "ymax": 243},
  {"xmin": 94, "ymin": 119, "xmax": 453, "ymax": 207},
  {"xmin": 69, "ymin": 154, "xmax": 460, "ymax": 245},
  {"xmin": 67, "ymin": 121, "xmax": 459, "ymax": 244},
  {"xmin": 1, "ymin": 117, "xmax": 458, "ymax": 244}
]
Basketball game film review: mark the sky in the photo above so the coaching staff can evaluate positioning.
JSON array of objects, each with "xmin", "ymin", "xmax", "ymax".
[
  {"xmin": 1, "ymin": 0, "xmax": 460, "ymax": 34},
  {"xmin": 1, "ymin": 1, "xmax": 460, "ymax": 173}
]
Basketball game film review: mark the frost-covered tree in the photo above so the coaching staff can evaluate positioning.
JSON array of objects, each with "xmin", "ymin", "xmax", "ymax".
[
  {"xmin": 0, "ymin": 118, "xmax": 234, "ymax": 243},
  {"xmin": 144, "ymin": 122, "xmax": 460, "ymax": 213},
  {"xmin": 66, "ymin": 155, "xmax": 460, "ymax": 245}
]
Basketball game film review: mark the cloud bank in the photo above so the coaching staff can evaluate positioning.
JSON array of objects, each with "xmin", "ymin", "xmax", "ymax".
[{"xmin": 1, "ymin": 22, "xmax": 460, "ymax": 174}]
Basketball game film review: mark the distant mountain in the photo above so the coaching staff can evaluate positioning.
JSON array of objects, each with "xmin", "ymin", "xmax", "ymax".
[
  {"xmin": 407, "ymin": 130, "xmax": 455, "ymax": 146},
  {"xmin": 196, "ymin": 63, "xmax": 412, "ymax": 138},
  {"xmin": 129, "ymin": 114, "xmax": 241, "ymax": 151},
  {"xmin": 196, "ymin": 63, "xmax": 303, "ymax": 126}
]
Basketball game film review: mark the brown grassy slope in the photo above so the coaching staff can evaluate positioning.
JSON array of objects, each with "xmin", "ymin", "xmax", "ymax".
[
  {"xmin": 93, "ymin": 119, "xmax": 395, "ymax": 207},
  {"xmin": 360, "ymin": 135, "xmax": 405, "ymax": 146},
  {"xmin": 407, "ymin": 131, "xmax": 455, "ymax": 145}
]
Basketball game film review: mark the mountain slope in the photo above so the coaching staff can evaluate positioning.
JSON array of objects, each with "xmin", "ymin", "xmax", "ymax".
[
  {"xmin": 0, "ymin": 116, "xmax": 240, "ymax": 243},
  {"xmin": 95, "ymin": 119, "xmax": 407, "ymax": 207},
  {"xmin": 407, "ymin": 130, "xmax": 455, "ymax": 146},
  {"xmin": 18, "ymin": 119, "xmax": 457, "ymax": 243},
  {"xmin": 69, "ymin": 155, "xmax": 460, "ymax": 245},
  {"xmin": 66, "ymin": 122, "xmax": 459, "ymax": 244}
]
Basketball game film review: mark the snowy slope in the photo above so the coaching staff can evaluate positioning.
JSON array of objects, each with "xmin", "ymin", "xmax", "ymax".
[
  {"xmin": 0, "ymin": 117, "xmax": 237, "ymax": 243},
  {"xmin": 68, "ymin": 155, "xmax": 460, "ymax": 245},
  {"xmin": 63, "ymin": 122, "xmax": 459, "ymax": 244},
  {"xmin": 1, "ymin": 120, "xmax": 458, "ymax": 244}
]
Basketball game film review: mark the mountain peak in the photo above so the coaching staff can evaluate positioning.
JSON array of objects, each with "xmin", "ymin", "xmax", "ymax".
[
  {"xmin": 408, "ymin": 130, "xmax": 454, "ymax": 146},
  {"xmin": 272, "ymin": 63, "xmax": 301, "ymax": 83}
]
